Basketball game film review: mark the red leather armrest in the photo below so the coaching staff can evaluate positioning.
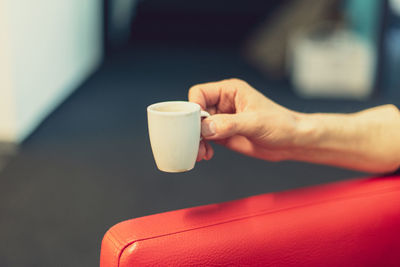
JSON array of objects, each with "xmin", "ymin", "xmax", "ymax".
[{"xmin": 100, "ymin": 176, "xmax": 400, "ymax": 266}]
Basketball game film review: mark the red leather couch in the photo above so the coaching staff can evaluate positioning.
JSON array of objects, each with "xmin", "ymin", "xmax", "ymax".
[{"xmin": 100, "ymin": 175, "xmax": 400, "ymax": 266}]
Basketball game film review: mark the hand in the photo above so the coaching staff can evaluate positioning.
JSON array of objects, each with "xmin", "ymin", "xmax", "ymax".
[
  {"xmin": 189, "ymin": 78, "xmax": 300, "ymax": 162},
  {"xmin": 189, "ymin": 78, "xmax": 400, "ymax": 173}
]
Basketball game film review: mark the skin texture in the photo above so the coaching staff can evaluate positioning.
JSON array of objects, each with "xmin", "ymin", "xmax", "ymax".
[{"xmin": 189, "ymin": 78, "xmax": 400, "ymax": 173}]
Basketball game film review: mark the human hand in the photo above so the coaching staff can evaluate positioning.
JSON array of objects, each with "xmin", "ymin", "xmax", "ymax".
[{"xmin": 189, "ymin": 78, "xmax": 301, "ymax": 162}]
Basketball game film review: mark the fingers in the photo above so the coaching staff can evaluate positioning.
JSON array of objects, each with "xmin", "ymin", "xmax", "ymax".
[
  {"xmin": 197, "ymin": 140, "xmax": 206, "ymax": 162},
  {"xmin": 204, "ymin": 141, "xmax": 214, "ymax": 160},
  {"xmin": 196, "ymin": 140, "xmax": 214, "ymax": 162},
  {"xmin": 201, "ymin": 113, "xmax": 254, "ymax": 140},
  {"xmin": 188, "ymin": 79, "xmax": 242, "ymax": 114},
  {"xmin": 188, "ymin": 81, "xmax": 221, "ymax": 110},
  {"xmin": 190, "ymin": 79, "xmax": 261, "ymax": 162},
  {"xmin": 199, "ymin": 136, "xmax": 258, "ymax": 161},
  {"xmin": 201, "ymin": 114, "xmax": 238, "ymax": 140}
]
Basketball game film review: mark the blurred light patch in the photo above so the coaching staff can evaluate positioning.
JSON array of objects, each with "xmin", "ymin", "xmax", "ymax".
[
  {"xmin": 390, "ymin": 0, "xmax": 400, "ymax": 15},
  {"xmin": 108, "ymin": 0, "xmax": 138, "ymax": 46}
]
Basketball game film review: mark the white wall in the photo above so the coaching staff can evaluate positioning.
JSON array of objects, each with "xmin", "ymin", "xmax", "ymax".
[
  {"xmin": 0, "ymin": 1, "xmax": 16, "ymax": 141},
  {"xmin": 0, "ymin": 0, "xmax": 103, "ymax": 142}
]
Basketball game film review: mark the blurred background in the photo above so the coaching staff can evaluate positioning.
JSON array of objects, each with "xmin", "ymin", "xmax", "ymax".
[{"xmin": 0, "ymin": 0, "xmax": 399, "ymax": 266}]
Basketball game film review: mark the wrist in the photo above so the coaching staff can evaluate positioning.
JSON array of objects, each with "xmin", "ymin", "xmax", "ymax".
[
  {"xmin": 289, "ymin": 112, "xmax": 348, "ymax": 161},
  {"xmin": 291, "ymin": 112, "xmax": 321, "ymax": 151}
]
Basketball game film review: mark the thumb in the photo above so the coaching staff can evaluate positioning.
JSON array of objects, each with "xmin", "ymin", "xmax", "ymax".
[{"xmin": 201, "ymin": 113, "xmax": 251, "ymax": 139}]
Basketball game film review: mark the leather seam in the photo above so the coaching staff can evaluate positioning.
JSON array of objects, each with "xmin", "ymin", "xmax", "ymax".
[
  {"xmin": 117, "ymin": 185, "xmax": 400, "ymax": 266},
  {"xmin": 105, "ymin": 228, "xmax": 128, "ymax": 267}
]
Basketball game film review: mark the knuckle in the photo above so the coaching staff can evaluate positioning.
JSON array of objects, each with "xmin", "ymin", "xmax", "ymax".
[
  {"xmin": 188, "ymin": 85, "xmax": 202, "ymax": 101},
  {"xmin": 386, "ymin": 104, "xmax": 399, "ymax": 113},
  {"xmin": 227, "ymin": 78, "xmax": 243, "ymax": 84},
  {"xmin": 188, "ymin": 85, "xmax": 198, "ymax": 94},
  {"xmin": 225, "ymin": 78, "xmax": 251, "ymax": 92}
]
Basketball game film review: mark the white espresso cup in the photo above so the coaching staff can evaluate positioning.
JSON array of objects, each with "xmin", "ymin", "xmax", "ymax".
[{"xmin": 147, "ymin": 101, "xmax": 210, "ymax": 173}]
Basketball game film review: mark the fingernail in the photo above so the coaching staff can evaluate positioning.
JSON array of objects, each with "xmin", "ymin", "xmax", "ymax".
[{"xmin": 202, "ymin": 120, "xmax": 216, "ymax": 137}]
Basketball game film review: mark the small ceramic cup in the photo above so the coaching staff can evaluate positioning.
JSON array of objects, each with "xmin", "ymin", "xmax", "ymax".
[{"xmin": 147, "ymin": 101, "xmax": 210, "ymax": 172}]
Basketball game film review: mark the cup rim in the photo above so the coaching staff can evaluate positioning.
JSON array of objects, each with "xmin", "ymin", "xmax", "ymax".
[{"xmin": 147, "ymin": 101, "xmax": 201, "ymax": 116}]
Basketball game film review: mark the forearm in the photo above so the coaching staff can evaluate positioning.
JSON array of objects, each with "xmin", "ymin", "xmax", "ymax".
[{"xmin": 292, "ymin": 105, "xmax": 400, "ymax": 173}]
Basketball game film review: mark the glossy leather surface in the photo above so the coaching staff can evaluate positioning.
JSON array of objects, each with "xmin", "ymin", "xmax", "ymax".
[{"xmin": 100, "ymin": 175, "xmax": 400, "ymax": 266}]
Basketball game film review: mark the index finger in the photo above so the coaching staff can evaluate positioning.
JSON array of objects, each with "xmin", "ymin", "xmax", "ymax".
[{"xmin": 188, "ymin": 81, "xmax": 223, "ymax": 110}]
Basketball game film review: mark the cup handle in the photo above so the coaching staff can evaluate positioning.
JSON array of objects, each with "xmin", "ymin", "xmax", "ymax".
[
  {"xmin": 201, "ymin": 110, "xmax": 210, "ymax": 118},
  {"xmin": 200, "ymin": 110, "xmax": 210, "ymax": 140}
]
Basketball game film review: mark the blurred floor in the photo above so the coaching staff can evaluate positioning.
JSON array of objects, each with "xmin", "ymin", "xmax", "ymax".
[
  {"xmin": 0, "ymin": 42, "xmax": 398, "ymax": 266},
  {"xmin": 0, "ymin": 143, "xmax": 17, "ymax": 173}
]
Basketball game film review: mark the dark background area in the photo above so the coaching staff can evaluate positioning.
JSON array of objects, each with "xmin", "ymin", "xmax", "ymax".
[
  {"xmin": 127, "ymin": 0, "xmax": 287, "ymax": 44},
  {"xmin": 0, "ymin": 1, "xmax": 399, "ymax": 266}
]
